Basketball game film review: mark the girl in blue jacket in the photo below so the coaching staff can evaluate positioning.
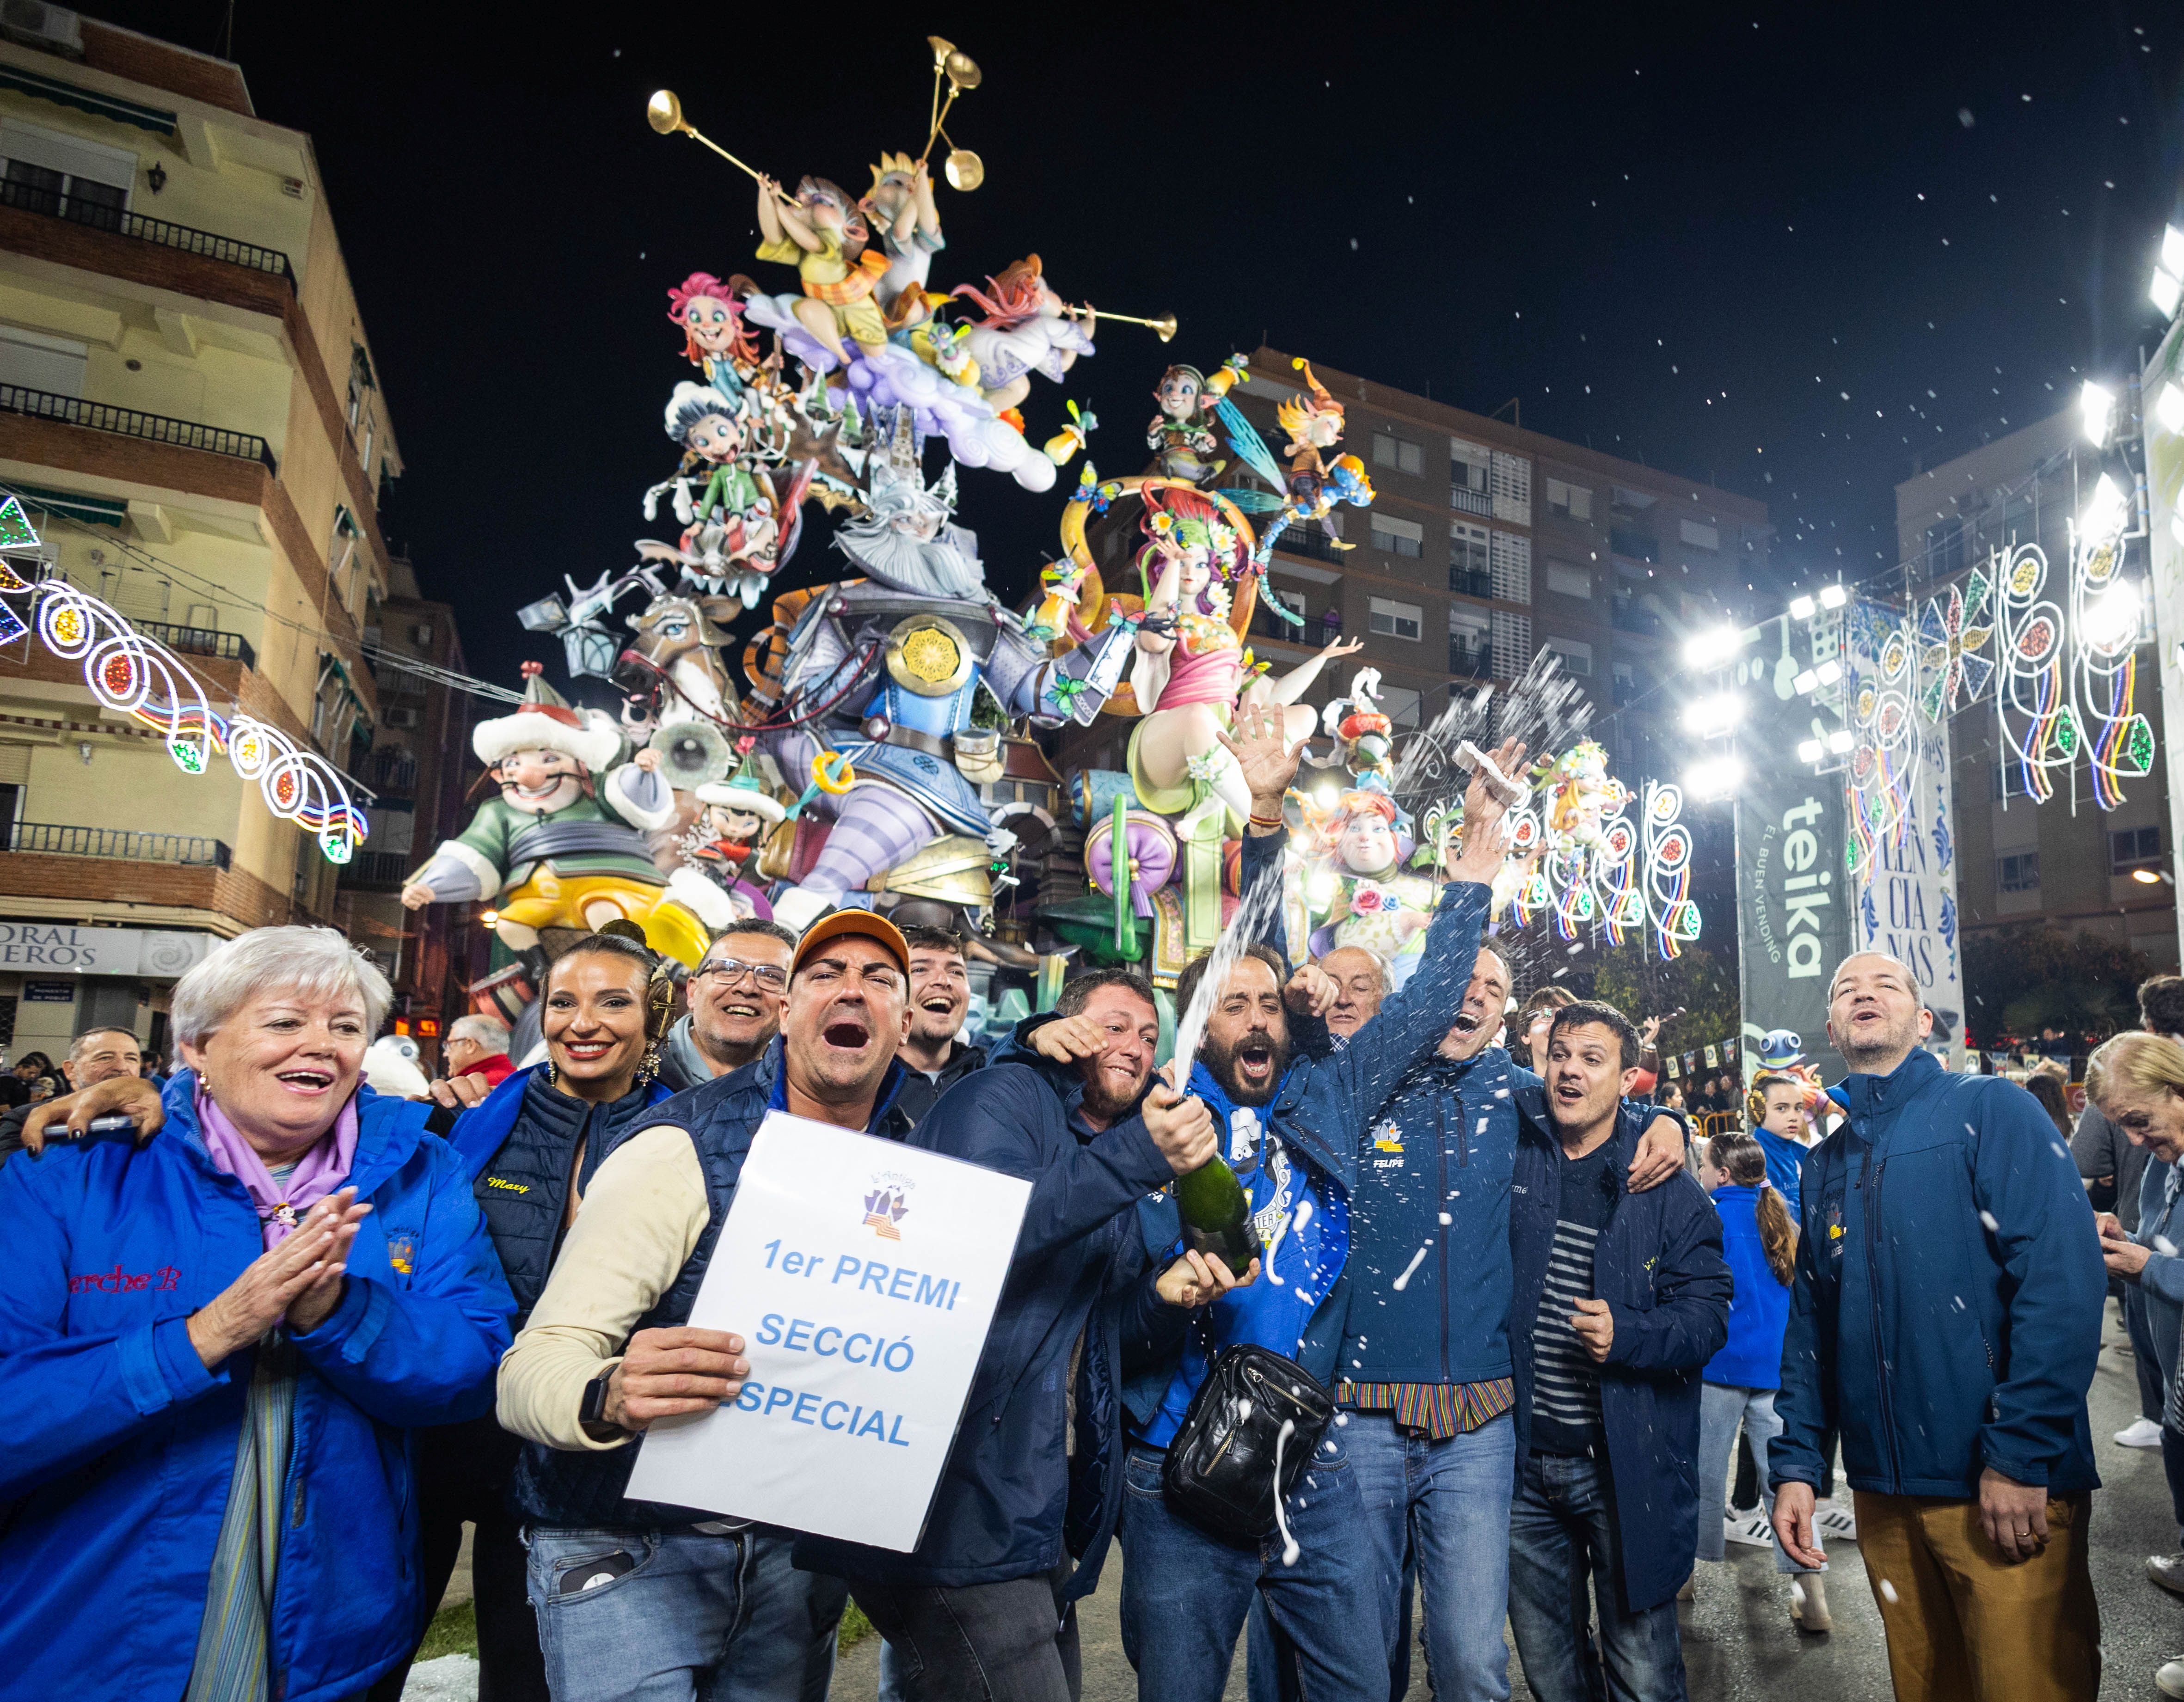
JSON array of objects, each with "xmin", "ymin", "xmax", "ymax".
[
  {"xmin": 0, "ymin": 926, "xmax": 515, "ymax": 1702},
  {"xmin": 1693, "ymin": 1129, "xmax": 1829, "ymax": 1629}
]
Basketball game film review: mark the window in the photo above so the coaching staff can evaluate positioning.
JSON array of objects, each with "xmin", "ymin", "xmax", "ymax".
[
  {"xmin": 348, "ymin": 343, "xmax": 376, "ymax": 431},
  {"xmin": 1450, "ymin": 438, "xmax": 1491, "ymax": 514},
  {"xmin": 2111, "ymin": 826, "xmax": 2163, "ymax": 876},
  {"xmin": 362, "ymin": 419, "xmax": 375, "ymax": 477},
  {"xmin": 1369, "ymin": 597, "xmax": 1423, "ymax": 641},
  {"xmin": 1997, "ymin": 851, "xmax": 2041, "ymax": 894},
  {"xmin": 1610, "ymin": 527, "xmax": 1658, "ymax": 563},
  {"xmin": 1490, "ymin": 530, "xmax": 1532, "ymax": 604},
  {"xmin": 1491, "ymin": 451, "xmax": 1532, "ymax": 526},
  {"xmin": 0, "ymin": 325, "xmax": 87, "ymax": 397},
  {"xmin": 1448, "ymin": 520, "xmax": 1490, "ymax": 593},
  {"xmin": 0, "ymin": 119, "xmax": 134, "ymax": 231},
  {"xmin": 1490, "ymin": 611, "xmax": 1533, "ymax": 680},
  {"xmin": 330, "ymin": 505, "xmax": 358, "ymax": 579},
  {"xmin": 1679, "ymin": 518, "xmax": 1720, "ymax": 551},
  {"xmin": 1370, "ymin": 514, "xmax": 1424, "ymax": 558},
  {"xmin": 1546, "ymin": 478, "xmax": 1594, "ymax": 522},
  {"xmin": 1545, "ymin": 638, "xmax": 1594, "ymax": 676},
  {"xmin": 1450, "ymin": 605, "xmax": 1490, "ymax": 675},
  {"xmin": 1991, "ymin": 762, "xmax": 2031, "ymax": 801},
  {"xmin": 1545, "ymin": 561, "xmax": 1592, "ymax": 599},
  {"xmin": 1372, "ymin": 433, "xmax": 1422, "ymax": 476},
  {"xmin": 1927, "ymin": 516, "xmax": 1967, "ymax": 577}
]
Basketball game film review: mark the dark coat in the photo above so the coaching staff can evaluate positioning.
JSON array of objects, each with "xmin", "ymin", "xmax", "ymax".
[
  {"xmin": 1509, "ymin": 1088, "xmax": 1731, "ymax": 1612},
  {"xmin": 891, "ymin": 1038, "xmax": 988, "ymax": 1128},
  {"xmin": 1771, "ymin": 1047, "xmax": 2104, "ymax": 1500}
]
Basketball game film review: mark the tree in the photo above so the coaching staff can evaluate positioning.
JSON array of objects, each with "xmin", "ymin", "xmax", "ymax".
[
  {"xmin": 1590, "ymin": 938, "xmax": 1740, "ymax": 1056},
  {"xmin": 1959, "ymin": 924, "xmax": 2155, "ymax": 1050}
]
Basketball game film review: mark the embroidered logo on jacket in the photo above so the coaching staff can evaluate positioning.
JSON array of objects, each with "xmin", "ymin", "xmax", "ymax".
[
  {"xmin": 69, "ymin": 1264, "xmax": 180, "ymax": 1295},
  {"xmin": 386, "ymin": 1233, "xmax": 417, "ymax": 1275},
  {"xmin": 485, "ymin": 1176, "xmax": 530, "ymax": 1194}
]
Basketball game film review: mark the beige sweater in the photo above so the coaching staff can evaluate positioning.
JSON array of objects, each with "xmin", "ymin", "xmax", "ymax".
[{"xmin": 495, "ymin": 1126, "xmax": 712, "ymax": 1451}]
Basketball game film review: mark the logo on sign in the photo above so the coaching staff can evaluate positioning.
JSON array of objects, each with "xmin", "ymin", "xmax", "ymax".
[{"xmin": 862, "ymin": 1173, "xmax": 913, "ymax": 1241}]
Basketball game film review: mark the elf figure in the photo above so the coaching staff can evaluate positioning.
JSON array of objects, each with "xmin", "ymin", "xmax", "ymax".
[{"xmin": 399, "ymin": 664, "xmax": 731, "ymax": 965}]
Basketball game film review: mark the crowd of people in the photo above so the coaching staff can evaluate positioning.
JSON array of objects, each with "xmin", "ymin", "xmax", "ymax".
[{"xmin": 0, "ymin": 708, "xmax": 2156, "ymax": 1702}]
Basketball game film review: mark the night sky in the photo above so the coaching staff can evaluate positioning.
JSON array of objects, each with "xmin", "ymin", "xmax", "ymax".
[{"xmin": 75, "ymin": 1, "xmax": 2184, "ymax": 692}]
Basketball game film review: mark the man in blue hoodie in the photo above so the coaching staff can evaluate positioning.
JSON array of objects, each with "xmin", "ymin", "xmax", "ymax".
[{"xmin": 1772, "ymin": 952, "xmax": 2104, "ymax": 1702}]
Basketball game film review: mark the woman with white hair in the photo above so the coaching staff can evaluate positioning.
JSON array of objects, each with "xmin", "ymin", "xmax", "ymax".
[{"xmin": 0, "ymin": 925, "xmax": 515, "ymax": 1702}]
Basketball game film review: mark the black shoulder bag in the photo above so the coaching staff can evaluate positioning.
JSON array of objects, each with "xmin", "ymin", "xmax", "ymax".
[{"xmin": 1160, "ymin": 1342, "xmax": 1335, "ymax": 1546}]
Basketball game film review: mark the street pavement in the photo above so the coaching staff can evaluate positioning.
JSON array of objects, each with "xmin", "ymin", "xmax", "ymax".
[{"xmin": 414, "ymin": 1295, "xmax": 2178, "ymax": 1699}]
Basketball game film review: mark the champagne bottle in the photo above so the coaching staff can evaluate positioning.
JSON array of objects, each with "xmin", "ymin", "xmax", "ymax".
[{"xmin": 1176, "ymin": 1155, "xmax": 1261, "ymax": 1277}]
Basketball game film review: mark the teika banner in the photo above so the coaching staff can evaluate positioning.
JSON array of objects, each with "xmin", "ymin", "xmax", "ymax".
[{"xmin": 625, "ymin": 1111, "xmax": 1031, "ymax": 1551}]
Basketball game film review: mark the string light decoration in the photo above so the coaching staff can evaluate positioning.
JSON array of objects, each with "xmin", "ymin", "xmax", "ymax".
[
  {"xmin": 1494, "ymin": 755, "xmax": 1698, "ymax": 961},
  {"xmin": 0, "ymin": 510, "xmax": 365, "ymax": 862}
]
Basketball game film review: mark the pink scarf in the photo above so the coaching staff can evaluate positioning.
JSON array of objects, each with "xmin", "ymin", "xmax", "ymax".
[{"xmin": 195, "ymin": 1079, "xmax": 360, "ymax": 1249}]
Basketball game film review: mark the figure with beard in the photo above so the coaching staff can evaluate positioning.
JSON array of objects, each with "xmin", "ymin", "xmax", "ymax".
[
  {"xmin": 798, "ymin": 964, "xmax": 1239, "ymax": 1702},
  {"xmin": 1014, "ymin": 709, "xmax": 1533, "ymax": 1701},
  {"xmin": 764, "ymin": 415, "xmax": 1128, "ymax": 932}
]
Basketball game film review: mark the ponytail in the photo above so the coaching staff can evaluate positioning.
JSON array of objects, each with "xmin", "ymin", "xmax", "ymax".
[{"xmin": 1755, "ymin": 1184, "xmax": 1798, "ymax": 1288}]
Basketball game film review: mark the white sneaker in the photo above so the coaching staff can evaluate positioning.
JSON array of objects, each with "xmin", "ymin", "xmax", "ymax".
[
  {"xmin": 1724, "ymin": 1513, "xmax": 1775, "ymax": 1548},
  {"xmin": 2158, "ymin": 1656, "xmax": 2184, "ymax": 1700},
  {"xmin": 1791, "ymin": 1574, "xmax": 1832, "ymax": 1633},
  {"xmin": 2149, "ymin": 1552, "xmax": 2184, "ymax": 1596},
  {"xmin": 2117, "ymin": 1417, "xmax": 2166, "ymax": 1449},
  {"xmin": 1815, "ymin": 1502, "xmax": 1859, "ymax": 1543}
]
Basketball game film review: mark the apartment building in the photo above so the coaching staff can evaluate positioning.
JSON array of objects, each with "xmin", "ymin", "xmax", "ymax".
[
  {"xmin": 1894, "ymin": 406, "xmax": 2178, "ymax": 972},
  {"xmin": 0, "ymin": 11, "xmax": 421, "ymax": 1060},
  {"xmin": 1060, "ymin": 346, "xmax": 1768, "ymax": 823}
]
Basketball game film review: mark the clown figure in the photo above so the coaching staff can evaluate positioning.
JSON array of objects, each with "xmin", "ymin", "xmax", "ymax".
[{"xmin": 1304, "ymin": 783, "xmax": 1441, "ymax": 982}]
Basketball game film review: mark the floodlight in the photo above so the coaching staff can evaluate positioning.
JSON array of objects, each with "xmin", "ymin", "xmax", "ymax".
[
  {"xmin": 2080, "ymin": 473, "xmax": 2127, "ymax": 539},
  {"xmin": 2082, "ymin": 382, "xmax": 2116, "ymax": 448},
  {"xmin": 2133, "ymin": 867, "xmax": 2164, "ymax": 885},
  {"xmin": 1683, "ymin": 625, "xmax": 1750, "ymax": 668},
  {"xmin": 1818, "ymin": 584, "xmax": 1847, "ymax": 609},
  {"xmin": 1684, "ymin": 755, "xmax": 1745, "ymax": 797},
  {"xmin": 2166, "ymin": 226, "xmax": 2184, "ymax": 277},
  {"xmin": 2153, "ymin": 269, "xmax": 2184, "ymax": 320},
  {"xmin": 1826, "ymin": 729, "xmax": 1855, "ymax": 754},
  {"xmin": 2082, "ymin": 581, "xmax": 2141, "ymax": 649},
  {"xmin": 2157, "ymin": 383, "xmax": 2184, "ymax": 436},
  {"xmin": 1816, "ymin": 660, "xmax": 1843, "ymax": 686},
  {"xmin": 1794, "ymin": 669, "xmax": 1818, "ymax": 695},
  {"xmin": 1797, "ymin": 738, "xmax": 1823, "ymax": 763},
  {"xmin": 2172, "ymin": 509, "xmax": 2184, "ymax": 547},
  {"xmin": 1789, "ymin": 594, "xmax": 1816, "ymax": 620}
]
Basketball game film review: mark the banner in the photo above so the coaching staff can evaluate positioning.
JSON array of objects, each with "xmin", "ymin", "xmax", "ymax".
[
  {"xmin": 1847, "ymin": 705, "xmax": 1967, "ymax": 1068},
  {"xmin": 625, "ymin": 1112, "xmax": 1031, "ymax": 1551},
  {"xmin": 1734, "ymin": 616, "xmax": 1852, "ymax": 1084}
]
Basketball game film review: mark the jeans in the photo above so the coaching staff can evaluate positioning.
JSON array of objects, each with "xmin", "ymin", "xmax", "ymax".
[
  {"xmin": 1508, "ymin": 1451, "xmax": 1688, "ymax": 1702},
  {"xmin": 1118, "ymin": 1433, "xmax": 1390, "ymax": 1702},
  {"xmin": 1340, "ymin": 1409, "xmax": 1517, "ymax": 1702},
  {"xmin": 1693, "ymin": 1384, "xmax": 1814, "ymax": 1575},
  {"xmin": 2129, "ymin": 1285, "xmax": 2166, "ymax": 1423},
  {"xmin": 524, "ymin": 1524, "xmax": 845, "ymax": 1702},
  {"xmin": 850, "ymin": 1558, "xmax": 1079, "ymax": 1702}
]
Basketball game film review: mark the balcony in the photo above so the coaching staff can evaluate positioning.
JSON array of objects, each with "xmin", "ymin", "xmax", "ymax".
[
  {"xmin": 134, "ymin": 619, "xmax": 257, "ymax": 670},
  {"xmin": 7, "ymin": 820, "xmax": 231, "ymax": 867},
  {"xmin": 0, "ymin": 385, "xmax": 276, "ymax": 472},
  {"xmin": 341, "ymin": 849, "xmax": 412, "ymax": 890},
  {"xmin": 1273, "ymin": 526, "xmax": 1341, "ymax": 564},
  {"xmin": 0, "ymin": 175, "xmax": 295, "ymax": 287},
  {"xmin": 1450, "ymin": 484, "xmax": 1492, "ymax": 519},
  {"xmin": 1612, "ymin": 600, "xmax": 1662, "ymax": 637},
  {"xmin": 1449, "ymin": 567, "xmax": 1492, "ymax": 600},
  {"xmin": 1449, "ymin": 643, "xmax": 1489, "ymax": 679},
  {"xmin": 369, "ymin": 747, "xmax": 420, "ymax": 794}
]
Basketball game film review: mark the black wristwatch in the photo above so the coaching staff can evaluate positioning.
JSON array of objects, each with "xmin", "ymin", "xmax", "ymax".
[{"xmin": 578, "ymin": 1369, "xmax": 622, "ymax": 1443}]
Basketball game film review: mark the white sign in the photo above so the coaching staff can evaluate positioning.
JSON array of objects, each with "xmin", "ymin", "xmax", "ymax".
[
  {"xmin": 0, "ymin": 923, "xmax": 213, "ymax": 977},
  {"xmin": 624, "ymin": 1111, "xmax": 1031, "ymax": 1552}
]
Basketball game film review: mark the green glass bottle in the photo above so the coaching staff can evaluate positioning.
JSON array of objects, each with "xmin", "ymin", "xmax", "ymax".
[{"xmin": 1176, "ymin": 1156, "xmax": 1261, "ymax": 1277}]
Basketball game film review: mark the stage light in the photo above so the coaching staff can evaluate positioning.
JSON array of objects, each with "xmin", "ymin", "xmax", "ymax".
[
  {"xmin": 1789, "ymin": 594, "xmax": 1816, "ymax": 620},
  {"xmin": 1818, "ymin": 584, "xmax": 1847, "ymax": 610},
  {"xmin": 1794, "ymin": 669, "xmax": 1818, "ymax": 695},
  {"xmin": 2156, "ymin": 383, "xmax": 2184, "ymax": 436},
  {"xmin": 2081, "ymin": 382, "xmax": 2115, "ymax": 447},
  {"xmin": 2082, "ymin": 581, "xmax": 2142, "ymax": 649},
  {"xmin": 1797, "ymin": 738, "xmax": 1823, "ymax": 763},
  {"xmin": 1816, "ymin": 660, "xmax": 1842, "ymax": 686},
  {"xmin": 2080, "ymin": 473, "xmax": 2127, "ymax": 539},
  {"xmin": 1826, "ymin": 729, "xmax": 1855, "ymax": 754},
  {"xmin": 1683, "ymin": 625, "xmax": 1749, "ymax": 668},
  {"xmin": 2153, "ymin": 268, "xmax": 2183, "ymax": 320},
  {"xmin": 2166, "ymin": 225, "xmax": 2184, "ymax": 277},
  {"xmin": 1684, "ymin": 755, "xmax": 1744, "ymax": 797},
  {"xmin": 1683, "ymin": 692, "xmax": 1746, "ymax": 737}
]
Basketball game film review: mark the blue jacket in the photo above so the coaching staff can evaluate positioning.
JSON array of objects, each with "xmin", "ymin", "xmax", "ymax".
[
  {"xmin": 1771, "ymin": 1048, "xmax": 2104, "ymax": 1500},
  {"xmin": 797, "ymin": 1023, "xmax": 1187, "ymax": 1600},
  {"xmin": 0, "ymin": 1074, "xmax": 515, "ymax": 1702},
  {"xmin": 1510, "ymin": 1088, "xmax": 1730, "ymax": 1611},
  {"xmin": 1754, "ymin": 1127, "xmax": 1808, "ymax": 1214},
  {"xmin": 1702, "ymin": 1184, "xmax": 1792, "ymax": 1390}
]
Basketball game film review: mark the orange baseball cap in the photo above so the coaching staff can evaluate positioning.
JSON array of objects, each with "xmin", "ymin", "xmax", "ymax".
[{"xmin": 788, "ymin": 908, "xmax": 911, "ymax": 978}]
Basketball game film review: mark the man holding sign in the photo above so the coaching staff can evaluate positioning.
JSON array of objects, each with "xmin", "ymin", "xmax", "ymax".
[{"xmin": 497, "ymin": 909, "xmax": 925, "ymax": 1702}]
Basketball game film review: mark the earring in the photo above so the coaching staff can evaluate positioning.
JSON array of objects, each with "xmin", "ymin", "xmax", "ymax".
[{"xmin": 637, "ymin": 1041, "xmax": 662, "ymax": 1087}]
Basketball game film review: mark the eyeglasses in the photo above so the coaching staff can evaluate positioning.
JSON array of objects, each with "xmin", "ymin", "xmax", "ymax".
[{"xmin": 695, "ymin": 958, "xmax": 789, "ymax": 991}]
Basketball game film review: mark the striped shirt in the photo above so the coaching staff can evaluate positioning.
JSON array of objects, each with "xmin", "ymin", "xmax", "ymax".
[
  {"xmin": 1528, "ymin": 1140, "xmax": 1616, "ymax": 1454},
  {"xmin": 1339, "ymin": 1377, "xmax": 1515, "ymax": 1438}
]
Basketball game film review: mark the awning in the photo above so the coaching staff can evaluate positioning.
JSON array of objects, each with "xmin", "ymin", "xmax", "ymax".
[
  {"xmin": 11, "ymin": 482, "xmax": 126, "ymax": 527},
  {"xmin": 0, "ymin": 66, "xmax": 177, "ymax": 136}
]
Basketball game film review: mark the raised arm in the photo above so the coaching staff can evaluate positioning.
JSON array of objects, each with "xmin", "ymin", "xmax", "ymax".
[{"xmin": 1263, "ymin": 636, "xmax": 1364, "ymax": 707}]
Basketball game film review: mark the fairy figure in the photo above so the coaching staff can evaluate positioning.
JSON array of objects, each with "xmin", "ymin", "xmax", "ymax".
[
  {"xmin": 754, "ymin": 173, "xmax": 891, "ymax": 364},
  {"xmin": 858, "ymin": 153, "xmax": 945, "ymax": 332},
  {"xmin": 1126, "ymin": 486, "xmax": 1360, "ymax": 823},
  {"xmin": 1145, "ymin": 364, "xmax": 1224, "ymax": 484},
  {"xmin": 666, "ymin": 271, "xmax": 761, "ymax": 394},
  {"xmin": 656, "ymin": 381, "xmax": 785, "ymax": 606},
  {"xmin": 951, "ymin": 256, "xmax": 1094, "ymax": 421},
  {"xmin": 1275, "ymin": 359, "xmax": 1364, "ymax": 546}
]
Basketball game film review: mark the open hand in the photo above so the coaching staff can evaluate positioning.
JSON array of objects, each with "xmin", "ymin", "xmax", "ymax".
[
  {"xmin": 1216, "ymin": 699, "xmax": 1304, "ymax": 822},
  {"xmin": 1156, "ymin": 1249, "xmax": 1260, "ymax": 1308},
  {"xmin": 1627, "ymin": 1114, "xmax": 1687, "ymax": 1192},
  {"xmin": 1772, "ymin": 1481, "xmax": 1826, "ymax": 1568},
  {"xmin": 607, "ymin": 1326, "xmax": 749, "ymax": 1431},
  {"xmin": 22, "ymin": 1075, "xmax": 166, "ymax": 1156}
]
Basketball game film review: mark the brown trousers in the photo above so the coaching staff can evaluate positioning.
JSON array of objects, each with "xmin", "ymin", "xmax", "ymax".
[{"xmin": 1853, "ymin": 1490, "xmax": 2100, "ymax": 1702}]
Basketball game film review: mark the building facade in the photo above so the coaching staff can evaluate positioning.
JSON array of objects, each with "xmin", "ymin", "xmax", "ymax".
[
  {"xmin": 0, "ymin": 13, "xmax": 424, "ymax": 1061},
  {"xmin": 1894, "ymin": 407, "xmax": 2178, "ymax": 976}
]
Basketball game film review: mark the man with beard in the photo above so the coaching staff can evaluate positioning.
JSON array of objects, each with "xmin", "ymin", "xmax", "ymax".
[
  {"xmin": 497, "ymin": 910, "xmax": 926, "ymax": 1702},
  {"xmin": 795, "ymin": 964, "xmax": 1231, "ymax": 1702},
  {"xmin": 1771, "ymin": 954, "xmax": 2103, "ymax": 1702},
  {"xmin": 892, "ymin": 924, "xmax": 984, "ymax": 1126},
  {"xmin": 762, "ymin": 414, "xmax": 1131, "ymax": 931}
]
